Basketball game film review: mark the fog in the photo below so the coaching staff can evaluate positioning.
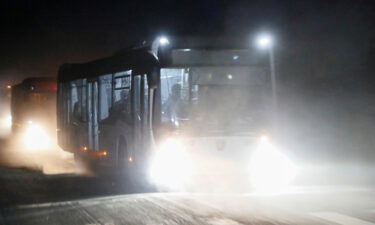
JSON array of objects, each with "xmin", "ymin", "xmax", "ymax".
[
  {"xmin": 275, "ymin": 85, "xmax": 375, "ymax": 187},
  {"xmin": 0, "ymin": 135, "xmax": 77, "ymax": 174},
  {"xmin": 0, "ymin": 97, "xmax": 80, "ymax": 175},
  {"xmin": 151, "ymin": 73, "xmax": 375, "ymax": 193},
  {"xmin": 1, "ymin": 64, "xmax": 375, "ymax": 189}
]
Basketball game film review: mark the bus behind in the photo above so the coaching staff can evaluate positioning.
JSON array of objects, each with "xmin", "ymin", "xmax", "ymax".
[{"xmin": 11, "ymin": 77, "xmax": 57, "ymax": 151}]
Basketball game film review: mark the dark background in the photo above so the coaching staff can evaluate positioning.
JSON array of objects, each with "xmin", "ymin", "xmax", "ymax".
[
  {"xmin": 0, "ymin": 0, "xmax": 373, "ymax": 89},
  {"xmin": 0, "ymin": 0, "xmax": 374, "ymax": 164}
]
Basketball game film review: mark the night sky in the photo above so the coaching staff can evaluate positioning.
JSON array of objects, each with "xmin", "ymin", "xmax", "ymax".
[{"xmin": 0, "ymin": 0, "xmax": 373, "ymax": 90}]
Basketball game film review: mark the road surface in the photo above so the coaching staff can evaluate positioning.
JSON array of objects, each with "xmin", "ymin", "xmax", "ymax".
[
  {"xmin": 1, "ymin": 185, "xmax": 375, "ymax": 225},
  {"xmin": 2, "ymin": 138, "xmax": 375, "ymax": 225},
  {"xmin": 0, "ymin": 164, "xmax": 374, "ymax": 225}
]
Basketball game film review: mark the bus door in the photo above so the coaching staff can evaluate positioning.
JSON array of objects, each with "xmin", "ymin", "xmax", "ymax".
[
  {"xmin": 87, "ymin": 80, "xmax": 99, "ymax": 150},
  {"xmin": 131, "ymin": 74, "xmax": 149, "ymax": 161}
]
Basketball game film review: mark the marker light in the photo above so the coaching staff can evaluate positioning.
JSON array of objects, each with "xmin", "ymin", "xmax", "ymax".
[
  {"xmin": 159, "ymin": 37, "xmax": 169, "ymax": 46},
  {"xmin": 94, "ymin": 151, "xmax": 108, "ymax": 157},
  {"xmin": 255, "ymin": 34, "xmax": 274, "ymax": 49}
]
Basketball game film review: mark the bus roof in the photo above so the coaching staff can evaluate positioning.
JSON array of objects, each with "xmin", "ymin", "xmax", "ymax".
[
  {"xmin": 58, "ymin": 47, "xmax": 158, "ymax": 82},
  {"xmin": 21, "ymin": 77, "xmax": 56, "ymax": 84},
  {"xmin": 58, "ymin": 36, "xmax": 260, "ymax": 83},
  {"xmin": 13, "ymin": 77, "xmax": 57, "ymax": 92},
  {"xmin": 155, "ymin": 36, "xmax": 251, "ymax": 49},
  {"xmin": 12, "ymin": 77, "xmax": 57, "ymax": 92}
]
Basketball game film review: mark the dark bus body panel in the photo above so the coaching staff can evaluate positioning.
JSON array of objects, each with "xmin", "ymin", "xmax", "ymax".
[{"xmin": 57, "ymin": 46, "xmax": 158, "ymax": 169}]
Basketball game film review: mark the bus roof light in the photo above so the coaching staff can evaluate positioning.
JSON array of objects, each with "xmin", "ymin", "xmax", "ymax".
[{"xmin": 159, "ymin": 36, "xmax": 169, "ymax": 46}]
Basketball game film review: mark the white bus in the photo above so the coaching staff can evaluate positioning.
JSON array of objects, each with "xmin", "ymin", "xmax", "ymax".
[{"xmin": 57, "ymin": 36, "xmax": 296, "ymax": 190}]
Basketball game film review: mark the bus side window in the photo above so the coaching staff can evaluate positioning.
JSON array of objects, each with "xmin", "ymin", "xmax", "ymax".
[
  {"xmin": 60, "ymin": 82, "xmax": 71, "ymax": 135},
  {"xmin": 81, "ymin": 79, "xmax": 87, "ymax": 122},
  {"xmin": 70, "ymin": 82, "xmax": 78, "ymax": 121},
  {"xmin": 111, "ymin": 71, "xmax": 131, "ymax": 121},
  {"xmin": 99, "ymin": 74, "xmax": 112, "ymax": 121},
  {"xmin": 70, "ymin": 79, "xmax": 87, "ymax": 122}
]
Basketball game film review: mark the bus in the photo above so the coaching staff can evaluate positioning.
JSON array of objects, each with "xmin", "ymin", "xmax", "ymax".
[
  {"xmin": 57, "ymin": 36, "xmax": 296, "ymax": 190},
  {"xmin": 11, "ymin": 77, "xmax": 57, "ymax": 150}
]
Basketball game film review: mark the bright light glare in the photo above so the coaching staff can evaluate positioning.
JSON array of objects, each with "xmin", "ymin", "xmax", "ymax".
[
  {"xmin": 260, "ymin": 135, "xmax": 269, "ymax": 143},
  {"xmin": 159, "ymin": 36, "xmax": 169, "ymax": 45},
  {"xmin": 256, "ymin": 34, "xmax": 273, "ymax": 48},
  {"xmin": 149, "ymin": 139, "xmax": 192, "ymax": 189},
  {"xmin": 249, "ymin": 143, "xmax": 296, "ymax": 192},
  {"xmin": 22, "ymin": 124, "xmax": 51, "ymax": 151},
  {"xmin": 0, "ymin": 115, "xmax": 12, "ymax": 136},
  {"xmin": 2, "ymin": 115, "xmax": 12, "ymax": 128}
]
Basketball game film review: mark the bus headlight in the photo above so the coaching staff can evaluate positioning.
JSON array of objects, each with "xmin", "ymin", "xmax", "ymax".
[
  {"xmin": 1, "ymin": 115, "xmax": 12, "ymax": 129},
  {"xmin": 249, "ymin": 141, "xmax": 297, "ymax": 191},
  {"xmin": 149, "ymin": 139, "xmax": 193, "ymax": 189},
  {"xmin": 22, "ymin": 123, "xmax": 51, "ymax": 151}
]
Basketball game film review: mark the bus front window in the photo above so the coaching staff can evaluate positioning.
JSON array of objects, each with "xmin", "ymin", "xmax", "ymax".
[
  {"xmin": 160, "ymin": 68, "xmax": 189, "ymax": 126},
  {"xmin": 160, "ymin": 67, "xmax": 269, "ymax": 134}
]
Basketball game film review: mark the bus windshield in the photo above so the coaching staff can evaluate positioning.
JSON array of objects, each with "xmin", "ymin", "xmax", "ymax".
[
  {"xmin": 24, "ymin": 91, "xmax": 56, "ymax": 121},
  {"xmin": 160, "ymin": 67, "xmax": 270, "ymax": 134}
]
